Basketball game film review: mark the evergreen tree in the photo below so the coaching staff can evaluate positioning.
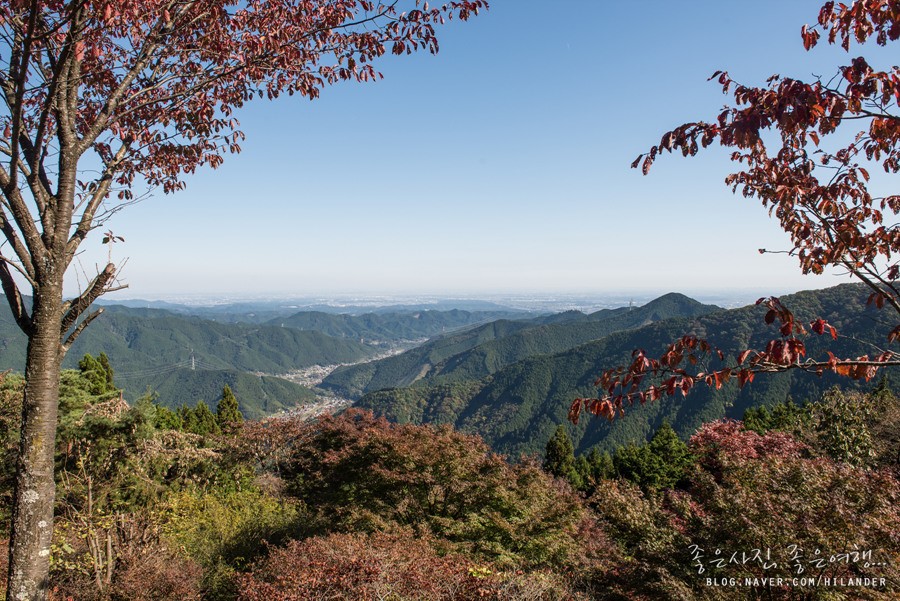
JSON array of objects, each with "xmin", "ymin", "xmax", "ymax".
[
  {"xmin": 216, "ymin": 385, "xmax": 243, "ymax": 429},
  {"xmin": 613, "ymin": 421, "xmax": 693, "ymax": 490},
  {"xmin": 646, "ymin": 421, "xmax": 693, "ymax": 487},
  {"xmin": 155, "ymin": 405, "xmax": 183, "ymax": 431},
  {"xmin": 811, "ymin": 388, "xmax": 875, "ymax": 467},
  {"xmin": 872, "ymin": 373, "xmax": 892, "ymax": 399},
  {"xmin": 77, "ymin": 353, "xmax": 117, "ymax": 396},
  {"xmin": 543, "ymin": 425, "xmax": 581, "ymax": 488},
  {"xmin": 178, "ymin": 405, "xmax": 197, "ymax": 434},
  {"xmin": 187, "ymin": 401, "xmax": 221, "ymax": 437},
  {"xmin": 575, "ymin": 447, "xmax": 614, "ymax": 493},
  {"xmin": 98, "ymin": 352, "xmax": 116, "ymax": 391},
  {"xmin": 126, "ymin": 393, "xmax": 158, "ymax": 442},
  {"xmin": 613, "ymin": 443, "xmax": 658, "ymax": 489},
  {"xmin": 743, "ymin": 399, "xmax": 806, "ymax": 434}
]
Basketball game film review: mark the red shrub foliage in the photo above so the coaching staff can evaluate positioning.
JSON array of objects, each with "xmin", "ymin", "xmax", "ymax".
[
  {"xmin": 100, "ymin": 546, "xmax": 203, "ymax": 601},
  {"xmin": 275, "ymin": 409, "xmax": 594, "ymax": 571},
  {"xmin": 689, "ymin": 419, "xmax": 808, "ymax": 475},
  {"xmin": 237, "ymin": 531, "xmax": 584, "ymax": 601},
  {"xmin": 593, "ymin": 419, "xmax": 900, "ymax": 599}
]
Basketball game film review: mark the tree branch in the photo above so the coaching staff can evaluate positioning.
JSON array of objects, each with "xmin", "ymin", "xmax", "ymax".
[
  {"xmin": 0, "ymin": 206, "xmax": 36, "ymax": 280},
  {"xmin": 74, "ymin": 4, "xmax": 180, "ymax": 156},
  {"xmin": 0, "ymin": 258, "xmax": 32, "ymax": 335},
  {"xmin": 65, "ymin": 142, "xmax": 129, "ymax": 264},
  {"xmin": 61, "ymin": 308, "xmax": 103, "ymax": 349},
  {"xmin": 59, "ymin": 262, "xmax": 115, "ymax": 336},
  {"xmin": 0, "ymin": 163, "xmax": 46, "ymax": 263},
  {"xmin": 4, "ymin": 1, "xmax": 40, "ymax": 197}
]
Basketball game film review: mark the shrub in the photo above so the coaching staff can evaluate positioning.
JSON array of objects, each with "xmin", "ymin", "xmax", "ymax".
[
  {"xmin": 238, "ymin": 531, "xmax": 585, "ymax": 601},
  {"xmin": 587, "ymin": 419, "xmax": 900, "ymax": 599},
  {"xmin": 49, "ymin": 513, "xmax": 203, "ymax": 601},
  {"xmin": 161, "ymin": 487, "xmax": 301, "ymax": 599},
  {"xmin": 279, "ymin": 409, "xmax": 591, "ymax": 571},
  {"xmin": 685, "ymin": 421, "xmax": 900, "ymax": 595}
]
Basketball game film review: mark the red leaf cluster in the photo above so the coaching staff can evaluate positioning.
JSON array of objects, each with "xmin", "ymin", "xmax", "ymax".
[
  {"xmin": 570, "ymin": 293, "xmax": 899, "ymax": 425},
  {"xmin": 237, "ymin": 531, "xmax": 586, "ymax": 601},
  {"xmin": 632, "ymin": 3, "xmax": 900, "ymax": 299},
  {"xmin": 689, "ymin": 420, "xmax": 807, "ymax": 474},
  {"xmin": 587, "ymin": 1, "xmax": 900, "ymax": 425},
  {"xmin": 0, "ymin": 1, "xmax": 488, "ymax": 196},
  {"xmin": 237, "ymin": 532, "xmax": 490, "ymax": 601}
]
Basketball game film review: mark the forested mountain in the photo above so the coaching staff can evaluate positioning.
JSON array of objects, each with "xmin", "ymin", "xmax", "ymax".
[
  {"xmin": 322, "ymin": 292, "xmax": 719, "ymax": 398},
  {"xmin": 0, "ymin": 303, "xmax": 373, "ymax": 416},
  {"xmin": 357, "ymin": 284, "xmax": 895, "ymax": 457},
  {"xmin": 267, "ymin": 308, "xmax": 527, "ymax": 342},
  {"xmin": 0, "ymin": 300, "xmax": 525, "ymax": 417},
  {"xmin": 121, "ymin": 368, "xmax": 317, "ymax": 419},
  {"xmin": 102, "ymin": 298, "xmax": 523, "ymax": 324},
  {"xmin": 0, "ymin": 304, "xmax": 375, "ymax": 376}
]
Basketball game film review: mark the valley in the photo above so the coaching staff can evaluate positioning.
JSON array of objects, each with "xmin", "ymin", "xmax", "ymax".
[
  {"xmin": 268, "ymin": 343, "xmax": 419, "ymax": 388},
  {"xmin": 1, "ymin": 283, "xmax": 895, "ymax": 452}
]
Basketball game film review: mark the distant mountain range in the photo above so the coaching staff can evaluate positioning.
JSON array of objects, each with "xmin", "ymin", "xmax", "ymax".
[
  {"xmin": 0, "ymin": 300, "xmax": 526, "ymax": 416},
  {"xmin": 354, "ymin": 284, "xmax": 896, "ymax": 457},
  {"xmin": 100, "ymin": 297, "xmax": 527, "ymax": 323},
  {"xmin": 3, "ymin": 285, "xmax": 893, "ymax": 454},
  {"xmin": 265, "ymin": 308, "xmax": 527, "ymax": 342},
  {"xmin": 321, "ymin": 292, "xmax": 720, "ymax": 398}
]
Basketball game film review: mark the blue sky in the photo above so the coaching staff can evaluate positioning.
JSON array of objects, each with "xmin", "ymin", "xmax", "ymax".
[{"xmin": 85, "ymin": 0, "xmax": 885, "ymax": 300}]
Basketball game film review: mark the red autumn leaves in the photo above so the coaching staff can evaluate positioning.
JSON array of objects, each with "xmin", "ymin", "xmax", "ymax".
[
  {"xmin": 576, "ymin": 1, "xmax": 900, "ymax": 425},
  {"xmin": 570, "ymin": 295, "xmax": 895, "ymax": 424}
]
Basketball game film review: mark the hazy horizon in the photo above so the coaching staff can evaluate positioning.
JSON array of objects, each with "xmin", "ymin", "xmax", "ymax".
[{"xmin": 97, "ymin": 278, "xmax": 855, "ymax": 313}]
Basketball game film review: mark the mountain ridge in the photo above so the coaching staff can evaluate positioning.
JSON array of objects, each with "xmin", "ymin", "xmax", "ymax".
[
  {"xmin": 356, "ymin": 284, "xmax": 893, "ymax": 457},
  {"xmin": 266, "ymin": 308, "xmax": 530, "ymax": 343},
  {"xmin": 321, "ymin": 292, "xmax": 721, "ymax": 398}
]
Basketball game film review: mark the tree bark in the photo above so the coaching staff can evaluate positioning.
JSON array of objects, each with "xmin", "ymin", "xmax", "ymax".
[{"xmin": 6, "ymin": 283, "xmax": 63, "ymax": 601}]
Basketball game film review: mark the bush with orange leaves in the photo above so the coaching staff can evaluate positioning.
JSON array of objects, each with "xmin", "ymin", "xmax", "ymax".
[
  {"xmin": 237, "ymin": 531, "xmax": 588, "ymax": 601},
  {"xmin": 273, "ymin": 409, "xmax": 606, "ymax": 574},
  {"xmin": 589, "ymin": 418, "xmax": 900, "ymax": 600}
]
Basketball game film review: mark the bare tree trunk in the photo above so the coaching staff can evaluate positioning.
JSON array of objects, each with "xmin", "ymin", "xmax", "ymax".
[{"xmin": 6, "ymin": 284, "xmax": 63, "ymax": 601}]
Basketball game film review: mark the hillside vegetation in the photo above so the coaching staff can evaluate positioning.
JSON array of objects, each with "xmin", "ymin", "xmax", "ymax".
[
  {"xmin": 0, "ymin": 304, "xmax": 375, "ymax": 376},
  {"xmin": 0, "ymin": 302, "xmax": 374, "ymax": 415},
  {"xmin": 323, "ymin": 292, "xmax": 719, "ymax": 398},
  {"xmin": 1, "ymin": 359, "xmax": 896, "ymax": 600},
  {"xmin": 268, "ymin": 308, "xmax": 527, "ymax": 342},
  {"xmin": 120, "ymin": 368, "xmax": 318, "ymax": 419},
  {"xmin": 358, "ymin": 285, "xmax": 894, "ymax": 457}
]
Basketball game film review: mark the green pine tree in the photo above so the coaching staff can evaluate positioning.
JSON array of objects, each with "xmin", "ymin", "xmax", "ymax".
[
  {"xmin": 614, "ymin": 421, "xmax": 693, "ymax": 490},
  {"xmin": 155, "ymin": 405, "xmax": 183, "ymax": 431},
  {"xmin": 189, "ymin": 400, "xmax": 221, "ymax": 436},
  {"xmin": 178, "ymin": 404, "xmax": 196, "ymax": 433},
  {"xmin": 77, "ymin": 353, "xmax": 117, "ymax": 396},
  {"xmin": 613, "ymin": 443, "xmax": 658, "ymax": 489},
  {"xmin": 543, "ymin": 425, "xmax": 581, "ymax": 488},
  {"xmin": 646, "ymin": 421, "xmax": 693, "ymax": 487},
  {"xmin": 98, "ymin": 352, "xmax": 115, "ymax": 391},
  {"xmin": 216, "ymin": 385, "xmax": 243, "ymax": 429},
  {"xmin": 575, "ymin": 447, "xmax": 614, "ymax": 493},
  {"xmin": 743, "ymin": 399, "xmax": 805, "ymax": 434},
  {"xmin": 872, "ymin": 373, "xmax": 892, "ymax": 399},
  {"xmin": 179, "ymin": 401, "xmax": 221, "ymax": 436}
]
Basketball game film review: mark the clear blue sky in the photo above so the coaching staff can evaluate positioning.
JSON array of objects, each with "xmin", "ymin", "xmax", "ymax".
[{"xmin": 84, "ymin": 0, "xmax": 882, "ymax": 300}]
